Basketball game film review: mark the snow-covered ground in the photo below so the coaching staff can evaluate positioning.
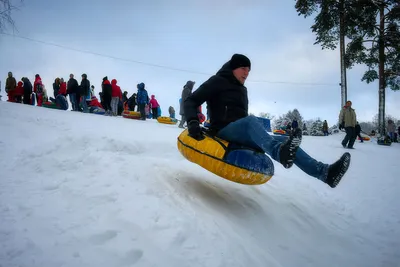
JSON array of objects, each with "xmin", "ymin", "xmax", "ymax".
[{"xmin": 1, "ymin": 101, "xmax": 399, "ymax": 267}]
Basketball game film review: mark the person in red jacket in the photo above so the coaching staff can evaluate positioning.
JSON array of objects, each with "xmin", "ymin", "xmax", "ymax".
[
  {"xmin": 149, "ymin": 95, "xmax": 160, "ymax": 119},
  {"xmin": 33, "ymin": 74, "xmax": 44, "ymax": 106},
  {"xmin": 88, "ymin": 95, "xmax": 103, "ymax": 108},
  {"xmin": 14, "ymin": 81, "xmax": 24, "ymax": 103},
  {"xmin": 111, "ymin": 79, "xmax": 122, "ymax": 116},
  {"xmin": 58, "ymin": 78, "xmax": 67, "ymax": 96}
]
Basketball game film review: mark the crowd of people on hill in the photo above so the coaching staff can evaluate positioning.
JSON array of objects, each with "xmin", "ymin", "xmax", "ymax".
[
  {"xmin": 3, "ymin": 71, "xmax": 206, "ymax": 127},
  {"xmin": 4, "ymin": 71, "xmax": 399, "ymax": 144}
]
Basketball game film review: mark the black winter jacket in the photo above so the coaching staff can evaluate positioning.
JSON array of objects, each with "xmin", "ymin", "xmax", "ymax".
[
  {"xmin": 184, "ymin": 61, "xmax": 248, "ymax": 133},
  {"xmin": 80, "ymin": 78, "xmax": 91, "ymax": 96},
  {"xmin": 67, "ymin": 78, "xmax": 79, "ymax": 94}
]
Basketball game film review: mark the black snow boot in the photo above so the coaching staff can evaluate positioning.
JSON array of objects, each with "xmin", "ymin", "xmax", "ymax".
[
  {"xmin": 326, "ymin": 152, "xmax": 351, "ymax": 188},
  {"xmin": 279, "ymin": 128, "xmax": 302, "ymax": 169}
]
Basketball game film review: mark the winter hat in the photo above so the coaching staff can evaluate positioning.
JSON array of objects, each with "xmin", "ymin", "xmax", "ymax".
[
  {"xmin": 103, "ymin": 76, "xmax": 108, "ymax": 81},
  {"xmin": 137, "ymin": 83, "xmax": 145, "ymax": 90},
  {"xmin": 229, "ymin": 54, "xmax": 251, "ymax": 70}
]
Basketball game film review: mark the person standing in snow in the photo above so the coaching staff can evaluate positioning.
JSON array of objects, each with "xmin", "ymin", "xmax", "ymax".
[
  {"xmin": 179, "ymin": 81, "xmax": 195, "ymax": 128},
  {"xmin": 101, "ymin": 76, "xmax": 112, "ymax": 115},
  {"xmin": 136, "ymin": 83, "xmax": 149, "ymax": 120},
  {"xmin": 5, "ymin": 72, "xmax": 16, "ymax": 98},
  {"xmin": 322, "ymin": 120, "xmax": 329, "ymax": 136},
  {"xmin": 339, "ymin": 101, "xmax": 357, "ymax": 149},
  {"xmin": 292, "ymin": 120, "xmax": 298, "ymax": 129},
  {"xmin": 387, "ymin": 120, "xmax": 396, "ymax": 142},
  {"xmin": 67, "ymin": 74, "xmax": 79, "ymax": 111},
  {"xmin": 149, "ymin": 95, "xmax": 160, "ymax": 119},
  {"xmin": 184, "ymin": 54, "xmax": 351, "ymax": 188},
  {"xmin": 53, "ymin": 78, "xmax": 60, "ymax": 98},
  {"xmin": 33, "ymin": 74, "xmax": 44, "ymax": 106},
  {"xmin": 111, "ymin": 79, "xmax": 122, "ymax": 116},
  {"xmin": 80, "ymin": 74, "xmax": 91, "ymax": 113},
  {"xmin": 169, "ymin": 106, "xmax": 175, "ymax": 119},
  {"xmin": 21, "ymin": 77, "xmax": 32, "ymax": 105},
  {"xmin": 122, "ymin": 91, "xmax": 128, "ymax": 104},
  {"xmin": 91, "ymin": 85, "xmax": 95, "ymax": 98}
]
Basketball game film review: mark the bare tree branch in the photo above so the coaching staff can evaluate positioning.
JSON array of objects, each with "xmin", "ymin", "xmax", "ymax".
[{"xmin": 0, "ymin": 0, "xmax": 24, "ymax": 33}]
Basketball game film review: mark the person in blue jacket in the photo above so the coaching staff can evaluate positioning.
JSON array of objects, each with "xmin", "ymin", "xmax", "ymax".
[{"xmin": 136, "ymin": 83, "xmax": 149, "ymax": 120}]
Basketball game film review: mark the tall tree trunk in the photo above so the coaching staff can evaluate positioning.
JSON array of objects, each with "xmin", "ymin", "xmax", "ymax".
[
  {"xmin": 339, "ymin": 0, "xmax": 347, "ymax": 109},
  {"xmin": 378, "ymin": 4, "xmax": 386, "ymax": 136}
]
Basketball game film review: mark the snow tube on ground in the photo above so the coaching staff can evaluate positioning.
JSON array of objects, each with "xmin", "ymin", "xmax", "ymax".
[
  {"xmin": 122, "ymin": 110, "xmax": 141, "ymax": 120},
  {"xmin": 89, "ymin": 106, "xmax": 106, "ymax": 115},
  {"xmin": 42, "ymin": 101, "xmax": 62, "ymax": 110},
  {"xmin": 377, "ymin": 138, "xmax": 392, "ymax": 146},
  {"xmin": 273, "ymin": 129, "xmax": 287, "ymax": 136},
  {"xmin": 358, "ymin": 136, "xmax": 371, "ymax": 141},
  {"xmin": 177, "ymin": 129, "xmax": 274, "ymax": 185},
  {"xmin": 157, "ymin": 116, "xmax": 178, "ymax": 125}
]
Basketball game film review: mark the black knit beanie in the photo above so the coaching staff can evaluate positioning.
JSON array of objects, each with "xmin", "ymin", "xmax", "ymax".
[{"xmin": 229, "ymin": 54, "xmax": 251, "ymax": 70}]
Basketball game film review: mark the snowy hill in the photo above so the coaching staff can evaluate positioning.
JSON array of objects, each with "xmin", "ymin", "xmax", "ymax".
[{"xmin": 0, "ymin": 101, "xmax": 399, "ymax": 267}]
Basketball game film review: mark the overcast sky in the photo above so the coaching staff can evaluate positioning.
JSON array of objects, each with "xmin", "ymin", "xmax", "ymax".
[{"xmin": 1, "ymin": 0, "xmax": 399, "ymax": 125}]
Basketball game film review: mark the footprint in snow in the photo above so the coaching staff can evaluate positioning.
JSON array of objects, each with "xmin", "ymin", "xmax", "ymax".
[
  {"xmin": 88, "ymin": 230, "xmax": 118, "ymax": 245},
  {"xmin": 119, "ymin": 249, "xmax": 143, "ymax": 266}
]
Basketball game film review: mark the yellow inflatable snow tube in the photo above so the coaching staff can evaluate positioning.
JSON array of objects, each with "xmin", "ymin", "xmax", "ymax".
[
  {"xmin": 122, "ymin": 111, "xmax": 141, "ymax": 120},
  {"xmin": 157, "ymin": 116, "xmax": 178, "ymax": 125},
  {"xmin": 177, "ymin": 129, "xmax": 274, "ymax": 185}
]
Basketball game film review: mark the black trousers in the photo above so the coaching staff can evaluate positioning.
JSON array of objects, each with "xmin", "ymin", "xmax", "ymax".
[
  {"xmin": 342, "ymin": 126, "xmax": 356, "ymax": 148},
  {"xmin": 152, "ymin": 108, "xmax": 158, "ymax": 119}
]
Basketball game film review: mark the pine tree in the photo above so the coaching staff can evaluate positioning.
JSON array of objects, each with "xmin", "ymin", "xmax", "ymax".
[
  {"xmin": 295, "ymin": 0, "xmax": 400, "ymax": 137},
  {"xmin": 310, "ymin": 119, "xmax": 324, "ymax": 136}
]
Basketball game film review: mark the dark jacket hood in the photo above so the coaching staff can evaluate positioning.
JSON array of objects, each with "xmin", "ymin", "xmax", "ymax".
[{"xmin": 216, "ymin": 61, "xmax": 242, "ymax": 85}]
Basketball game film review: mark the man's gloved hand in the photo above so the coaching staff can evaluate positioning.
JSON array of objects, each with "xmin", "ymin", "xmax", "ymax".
[{"xmin": 188, "ymin": 120, "xmax": 205, "ymax": 141}]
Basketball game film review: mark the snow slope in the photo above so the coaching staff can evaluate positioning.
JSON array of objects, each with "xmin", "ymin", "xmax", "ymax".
[{"xmin": 0, "ymin": 101, "xmax": 399, "ymax": 267}]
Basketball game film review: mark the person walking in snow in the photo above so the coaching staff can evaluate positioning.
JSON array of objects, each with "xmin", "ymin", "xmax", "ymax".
[
  {"xmin": 183, "ymin": 54, "xmax": 351, "ymax": 188},
  {"xmin": 339, "ymin": 101, "xmax": 357, "ymax": 149},
  {"xmin": 355, "ymin": 122, "xmax": 363, "ymax": 143}
]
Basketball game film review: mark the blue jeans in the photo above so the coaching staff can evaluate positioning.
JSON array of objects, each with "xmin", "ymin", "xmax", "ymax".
[
  {"xmin": 81, "ymin": 96, "xmax": 89, "ymax": 113},
  {"xmin": 216, "ymin": 115, "xmax": 329, "ymax": 181},
  {"xmin": 69, "ymin": 93, "xmax": 77, "ymax": 111},
  {"xmin": 388, "ymin": 132, "xmax": 394, "ymax": 141}
]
